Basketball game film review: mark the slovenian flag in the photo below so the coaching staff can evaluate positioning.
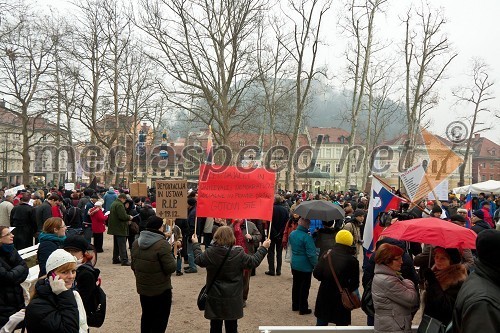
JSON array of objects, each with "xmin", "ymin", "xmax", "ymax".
[
  {"xmin": 464, "ymin": 189, "xmax": 472, "ymax": 228},
  {"xmin": 363, "ymin": 177, "xmax": 406, "ymax": 253}
]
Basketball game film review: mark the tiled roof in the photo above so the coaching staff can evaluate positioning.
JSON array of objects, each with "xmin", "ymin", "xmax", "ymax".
[
  {"xmin": 472, "ymin": 136, "xmax": 500, "ymax": 159},
  {"xmin": 307, "ymin": 126, "xmax": 351, "ymax": 144}
]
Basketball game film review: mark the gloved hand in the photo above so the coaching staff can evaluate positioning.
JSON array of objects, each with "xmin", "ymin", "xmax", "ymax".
[{"xmin": 49, "ymin": 275, "xmax": 67, "ymax": 295}]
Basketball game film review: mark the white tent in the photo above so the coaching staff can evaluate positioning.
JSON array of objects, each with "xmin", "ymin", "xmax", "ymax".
[{"xmin": 452, "ymin": 180, "xmax": 500, "ymax": 194}]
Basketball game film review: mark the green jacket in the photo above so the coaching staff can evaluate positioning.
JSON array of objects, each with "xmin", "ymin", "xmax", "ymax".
[
  {"xmin": 107, "ymin": 199, "xmax": 130, "ymax": 236},
  {"xmin": 131, "ymin": 230, "xmax": 176, "ymax": 296}
]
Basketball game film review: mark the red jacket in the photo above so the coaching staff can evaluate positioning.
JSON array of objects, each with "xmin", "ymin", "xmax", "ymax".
[
  {"xmin": 89, "ymin": 206, "xmax": 107, "ymax": 233},
  {"xmin": 482, "ymin": 206, "xmax": 494, "ymax": 228}
]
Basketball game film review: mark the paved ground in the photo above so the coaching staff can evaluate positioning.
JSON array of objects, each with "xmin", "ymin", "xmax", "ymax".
[{"xmin": 94, "ymin": 234, "xmax": 422, "ymax": 332}]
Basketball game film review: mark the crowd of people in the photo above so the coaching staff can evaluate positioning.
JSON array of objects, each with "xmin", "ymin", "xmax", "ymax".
[{"xmin": 0, "ymin": 184, "xmax": 499, "ymax": 333}]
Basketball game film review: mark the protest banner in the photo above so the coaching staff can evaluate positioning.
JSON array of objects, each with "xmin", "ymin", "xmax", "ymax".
[
  {"xmin": 399, "ymin": 163, "xmax": 425, "ymax": 201},
  {"xmin": 428, "ymin": 179, "xmax": 449, "ymax": 201},
  {"xmin": 197, "ymin": 164, "xmax": 275, "ymax": 221},
  {"xmin": 130, "ymin": 182, "xmax": 148, "ymax": 197},
  {"xmin": 156, "ymin": 180, "xmax": 188, "ymax": 219}
]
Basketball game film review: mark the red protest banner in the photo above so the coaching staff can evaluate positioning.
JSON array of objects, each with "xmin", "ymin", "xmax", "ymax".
[{"xmin": 197, "ymin": 164, "xmax": 275, "ymax": 221}]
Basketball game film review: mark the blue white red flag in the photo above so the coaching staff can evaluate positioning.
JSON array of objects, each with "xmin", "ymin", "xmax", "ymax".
[{"xmin": 363, "ymin": 177, "xmax": 406, "ymax": 253}]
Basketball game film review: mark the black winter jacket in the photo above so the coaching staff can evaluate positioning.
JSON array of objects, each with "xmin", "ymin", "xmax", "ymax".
[
  {"xmin": 453, "ymin": 261, "xmax": 500, "ymax": 333},
  {"xmin": 37, "ymin": 234, "xmax": 65, "ymax": 277},
  {"xmin": 138, "ymin": 204, "xmax": 156, "ymax": 230},
  {"xmin": 25, "ymin": 279, "xmax": 80, "ymax": 333},
  {"xmin": 35, "ymin": 201, "xmax": 53, "ymax": 233},
  {"xmin": 313, "ymin": 244, "xmax": 359, "ymax": 325},
  {"xmin": 10, "ymin": 203, "xmax": 37, "ymax": 250},
  {"xmin": 314, "ymin": 227, "xmax": 338, "ymax": 259},
  {"xmin": 270, "ymin": 204, "xmax": 289, "ymax": 241},
  {"xmin": 471, "ymin": 219, "xmax": 491, "ymax": 234},
  {"xmin": 193, "ymin": 242, "xmax": 267, "ymax": 320},
  {"xmin": 75, "ymin": 263, "xmax": 100, "ymax": 319},
  {"xmin": 0, "ymin": 249, "xmax": 28, "ymax": 327}
]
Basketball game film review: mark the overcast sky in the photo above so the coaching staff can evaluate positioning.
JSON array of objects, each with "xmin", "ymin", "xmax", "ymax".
[
  {"xmin": 37, "ymin": 0, "xmax": 499, "ymax": 143},
  {"xmin": 321, "ymin": 0, "xmax": 500, "ymax": 143}
]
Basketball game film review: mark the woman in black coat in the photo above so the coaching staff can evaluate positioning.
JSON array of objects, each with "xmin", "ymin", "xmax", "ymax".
[
  {"xmin": 313, "ymin": 230, "xmax": 359, "ymax": 326},
  {"xmin": 37, "ymin": 217, "xmax": 67, "ymax": 277},
  {"xmin": 422, "ymin": 247, "xmax": 467, "ymax": 326},
  {"xmin": 192, "ymin": 226, "xmax": 270, "ymax": 333},
  {"xmin": 0, "ymin": 226, "xmax": 29, "ymax": 329}
]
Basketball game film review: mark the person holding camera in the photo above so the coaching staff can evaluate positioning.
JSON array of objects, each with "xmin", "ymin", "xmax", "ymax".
[{"xmin": 343, "ymin": 210, "xmax": 365, "ymax": 256}]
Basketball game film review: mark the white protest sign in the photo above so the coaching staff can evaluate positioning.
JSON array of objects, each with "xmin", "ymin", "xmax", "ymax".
[
  {"xmin": 428, "ymin": 179, "xmax": 449, "ymax": 201},
  {"xmin": 64, "ymin": 183, "xmax": 75, "ymax": 191},
  {"xmin": 399, "ymin": 163, "xmax": 425, "ymax": 201},
  {"xmin": 4, "ymin": 185, "xmax": 25, "ymax": 197}
]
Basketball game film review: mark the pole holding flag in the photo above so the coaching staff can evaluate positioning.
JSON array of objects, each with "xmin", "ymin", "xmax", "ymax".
[{"xmin": 206, "ymin": 125, "xmax": 213, "ymax": 164}]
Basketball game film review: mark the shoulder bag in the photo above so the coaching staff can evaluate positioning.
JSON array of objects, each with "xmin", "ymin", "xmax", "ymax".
[
  {"xmin": 417, "ymin": 314, "xmax": 448, "ymax": 333},
  {"xmin": 326, "ymin": 251, "xmax": 361, "ymax": 310},
  {"xmin": 197, "ymin": 245, "xmax": 233, "ymax": 311}
]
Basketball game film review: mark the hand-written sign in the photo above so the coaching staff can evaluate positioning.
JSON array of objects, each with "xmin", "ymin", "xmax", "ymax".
[
  {"xmin": 156, "ymin": 180, "xmax": 188, "ymax": 219},
  {"xmin": 197, "ymin": 164, "xmax": 276, "ymax": 221},
  {"xmin": 130, "ymin": 182, "xmax": 148, "ymax": 197}
]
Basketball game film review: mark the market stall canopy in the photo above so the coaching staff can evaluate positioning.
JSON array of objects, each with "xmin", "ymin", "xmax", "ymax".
[{"xmin": 452, "ymin": 180, "xmax": 500, "ymax": 195}]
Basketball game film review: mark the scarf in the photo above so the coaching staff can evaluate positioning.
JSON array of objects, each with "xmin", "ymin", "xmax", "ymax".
[
  {"xmin": 432, "ymin": 263, "xmax": 467, "ymax": 291},
  {"xmin": 73, "ymin": 290, "xmax": 89, "ymax": 333},
  {"xmin": 0, "ymin": 243, "xmax": 15, "ymax": 253},
  {"xmin": 232, "ymin": 220, "xmax": 247, "ymax": 253},
  {"xmin": 38, "ymin": 232, "xmax": 66, "ymax": 244}
]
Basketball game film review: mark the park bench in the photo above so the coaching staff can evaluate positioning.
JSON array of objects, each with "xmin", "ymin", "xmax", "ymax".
[{"xmin": 18, "ymin": 244, "xmax": 40, "ymax": 304}]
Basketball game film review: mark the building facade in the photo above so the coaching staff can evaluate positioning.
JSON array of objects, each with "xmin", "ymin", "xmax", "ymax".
[{"xmin": 471, "ymin": 133, "xmax": 500, "ymax": 183}]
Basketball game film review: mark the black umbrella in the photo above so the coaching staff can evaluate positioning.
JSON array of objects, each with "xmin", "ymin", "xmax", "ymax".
[{"xmin": 294, "ymin": 200, "xmax": 345, "ymax": 221}]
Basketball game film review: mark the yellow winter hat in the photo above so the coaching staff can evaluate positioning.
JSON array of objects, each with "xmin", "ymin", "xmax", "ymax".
[{"xmin": 335, "ymin": 230, "xmax": 354, "ymax": 246}]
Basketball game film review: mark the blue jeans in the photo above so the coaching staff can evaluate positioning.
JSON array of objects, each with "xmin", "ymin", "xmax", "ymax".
[
  {"xmin": 176, "ymin": 253, "xmax": 182, "ymax": 273},
  {"xmin": 187, "ymin": 241, "xmax": 197, "ymax": 271}
]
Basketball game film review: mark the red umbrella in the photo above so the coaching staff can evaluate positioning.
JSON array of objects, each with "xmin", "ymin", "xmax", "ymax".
[{"xmin": 379, "ymin": 217, "xmax": 477, "ymax": 249}]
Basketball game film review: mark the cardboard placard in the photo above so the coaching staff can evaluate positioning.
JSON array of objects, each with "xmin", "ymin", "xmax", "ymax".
[
  {"xmin": 64, "ymin": 183, "xmax": 75, "ymax": 191},
  {"xmin": 197, "ymin": 164, "xmax": 275, "ymax": 221},
  {"xmin": 155, "ymin": 180, "xmax": 188, "ymax": 219},
  {"xmin": 129, "ymin": 182, "xmax": 148, "ymax": 197}
]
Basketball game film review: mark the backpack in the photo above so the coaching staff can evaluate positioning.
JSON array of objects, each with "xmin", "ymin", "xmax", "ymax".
[
  {"xmin": 78, "ymin": 265, "xmax": 107, "ymax": 328},
  {"xmin": 494, "ymin": 208, "xmax": 500, "ymax": 223}
]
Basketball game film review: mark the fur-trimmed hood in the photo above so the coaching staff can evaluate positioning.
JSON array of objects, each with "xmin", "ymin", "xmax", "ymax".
[{"xmin": 432, "ymin": 263, "xmax": 467, "ymax": 290}]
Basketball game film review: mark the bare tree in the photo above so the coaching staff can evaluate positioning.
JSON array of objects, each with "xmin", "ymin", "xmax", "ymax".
[
  {"xmin": 71, "ymin": 0, "xmax": 133, "ymax": 184},
  {"xmin": 43, "ymin": 16, "xmax": 79, "ymax": 184},
  {"xmin": 256, "ymin": 14, "xmax": 295, "ymax": 145},
  {"xmin": 453, "ymin": 59, "xmax": 495, "ymax": 186},
  {"xmin": 139, "ymin": 0, "xmax": 266, "ymax": 148},
  {"xmin": 402, "ymin": 4, "xmax": 457, "ymax": 168},
  {"xmin": 341, "ymin": 0, "xmax": 387, "ymax": 191},
  {"xmin": 0, "ymin": 8, "xmax": 58, "ymax": 184},
  {"xmin": 120, "ymin": 44, "xmax": 164, "ymax": 183},
  {"xmin": 280, "ymin": 0, "xmax": 332, "ymax": 190},
  {"xmin": 359, "ymin": 58, "xmax": 402, "ymax": 189}
]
